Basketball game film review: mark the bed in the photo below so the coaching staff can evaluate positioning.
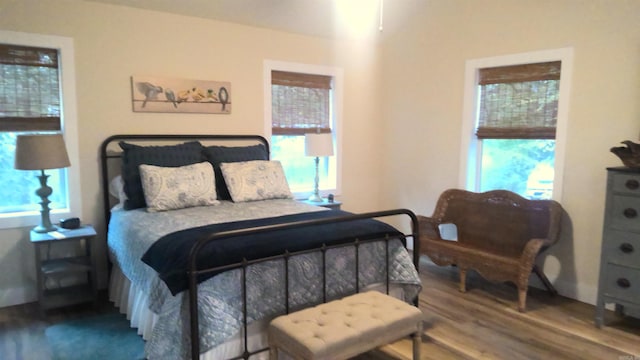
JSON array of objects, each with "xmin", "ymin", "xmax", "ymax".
[{"xmin": 100, "ymin": 134, "xmax": 422, "ymax": 360}]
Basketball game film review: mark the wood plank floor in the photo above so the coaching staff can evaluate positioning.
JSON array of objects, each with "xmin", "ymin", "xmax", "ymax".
[
  {"xmin": 364, "ymin": 257, "xmax": 640, "ymax": 360},
  {"xmin": 0, "ymin": 256, "xmax": 638, "ymax": 359}
]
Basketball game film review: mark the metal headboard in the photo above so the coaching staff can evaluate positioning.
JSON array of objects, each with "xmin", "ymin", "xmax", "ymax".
[{"xmin": 99, "ymin": 134, "xmax": 269, "ymax": 228}]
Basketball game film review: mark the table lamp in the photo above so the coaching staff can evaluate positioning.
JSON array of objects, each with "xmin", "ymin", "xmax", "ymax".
[
  {"xmin": 304, "ymin": 132, "xmax": 333, "ymax": 202},
  {"xmin": 14, "ymin": 133, "xmax": 70, "ymax": 233}
]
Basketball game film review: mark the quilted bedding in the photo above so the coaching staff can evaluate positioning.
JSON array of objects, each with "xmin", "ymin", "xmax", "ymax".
[{"xmin": 107, "ymin": 199, "xmax": 422, "ymax": 359}]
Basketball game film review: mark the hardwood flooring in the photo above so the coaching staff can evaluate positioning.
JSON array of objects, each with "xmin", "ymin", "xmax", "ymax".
[
  {"xmin": 0, "ymin": 256, "xmax": 638, "ymax": 359},
  {"xmin": 365, "ymin": 257, "xmax": 640, "ymax": 360},
  {"xmin": 0, "ymin": 293, "xmax": 116, "ymax": 360}
]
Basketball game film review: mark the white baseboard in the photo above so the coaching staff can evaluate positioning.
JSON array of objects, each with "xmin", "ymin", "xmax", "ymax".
[
  {"xmin": 529, "ymin": 275, "xmax": 598, "ymax": 306},
  {"xmin": 0, "ymin": 286, "xmax": 36, "ymax": 308}
]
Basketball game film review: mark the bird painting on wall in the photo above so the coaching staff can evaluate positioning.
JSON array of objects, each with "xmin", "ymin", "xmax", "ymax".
[
  {"xmin": 164, "ymin": 88, "xmax": 177, "ymax": 108},
  {"xmin": 131, "ymin": 76, "xmax": 231, "ymax": 113},
  {"xmin": 136, "ymin": 82, "xmax": 163, "ymax": 108}
]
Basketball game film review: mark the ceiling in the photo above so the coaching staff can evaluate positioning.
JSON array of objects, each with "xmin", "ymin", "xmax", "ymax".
[{"xmin": 85, "ymin": 0, "xmax": 424, "ymax": 41}]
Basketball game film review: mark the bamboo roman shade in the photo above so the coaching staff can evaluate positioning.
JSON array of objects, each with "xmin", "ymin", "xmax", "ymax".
[
  {"xmin": 0, "ymin": 44, "xmax": 61, "ymax": 132},
  {"xmin": 271, "ymin": 70, "xmax": 332, "ymax": 135},
  {"xmin": 476, "ymin": 61, "xmax": 561, "ymax": 139}
]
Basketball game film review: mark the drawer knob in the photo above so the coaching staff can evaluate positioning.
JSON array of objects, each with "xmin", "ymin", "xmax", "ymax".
[
  {"xmin": 623, "ymin": 208, "xmax": 638, "ymax": 218},
  {"xmin": 617, "ymin": 278, "xmax": 631, "ymax": 288},
  {"xmin": 626, "ymin": 179, "xmax": 640, "ymax": 190},
  {"xmin": 620, "ymin": 243, "xmax": 634, "ymax": 253}
]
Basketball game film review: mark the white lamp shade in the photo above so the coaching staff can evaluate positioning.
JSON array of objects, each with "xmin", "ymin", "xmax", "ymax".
[
  {"xmin": 305, "ymin": 133, "xmax": 334, "ymax": 157},
  {"xmin": 14, "ymin": 133, "xmax": 71, "ymax": 170}
]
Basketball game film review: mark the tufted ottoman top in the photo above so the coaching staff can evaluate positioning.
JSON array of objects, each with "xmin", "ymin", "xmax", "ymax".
[{"xmin": 269, "ymin": 290, "xmax": 424, "ymax": 360}]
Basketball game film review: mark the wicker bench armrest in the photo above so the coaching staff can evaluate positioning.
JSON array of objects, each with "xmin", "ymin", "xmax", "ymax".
[
  {"xmin": 519, "ymin": 238, "xmax": 550, "ymax": 268},
  {"xmin": 417, "ymin": 215, "xmax": 442, "ymax": 239}
]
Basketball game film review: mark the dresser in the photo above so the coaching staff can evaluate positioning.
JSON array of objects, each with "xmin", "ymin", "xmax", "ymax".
[{"xmin": 596, "ymin": 167, "xmax": 640, "ymax": 327}]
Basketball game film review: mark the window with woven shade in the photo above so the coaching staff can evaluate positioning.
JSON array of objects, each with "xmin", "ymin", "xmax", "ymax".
[
  {"xmin": 271, "ymin": 70, "xmax": 332, "ymax": 135},
  {"xmin": 268, "ymin": 67, "xmax": 339, "ymax": 198},
  {"xmin": 476, "ymin": 61, "xmax": 560, "ymax": 139},
  {"xmin": 0, "ymin": 32, "xmax": 80, "ymax": 229},
  {"xmin": 0, "ymin": 44, "xmax": 61, "ymax": 132},
  {"xmin": 473, "ymin": 60, "xmax": 563, "ymax": 200}
]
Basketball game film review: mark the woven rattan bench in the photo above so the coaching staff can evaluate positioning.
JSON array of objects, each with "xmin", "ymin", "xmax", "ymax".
[
  {"xmin": 418, "ymin": 189, "xmax": 563, "ymax": 312},
  {"xmin": 268, "ymin": 291, "xmax": 423, "ymax": 360}
]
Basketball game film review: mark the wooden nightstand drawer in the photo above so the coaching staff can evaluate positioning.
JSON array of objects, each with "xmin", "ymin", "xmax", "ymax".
[
  {"xmin": 602, "ymin": 263, "xmax": 640, "ymax": 303},
  {"xmin": 603, "ymin": 230, "xmax": 640, "ymax": 267},
  {"xmin": 611, "ymin": 172, "xmax": 640, "ymax": 196},
  {"xmin": 610, "ymin": 195, "xmax": 640, "ymax": 232}
]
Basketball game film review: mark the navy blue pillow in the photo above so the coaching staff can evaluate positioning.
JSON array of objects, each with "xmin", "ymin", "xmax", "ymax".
[
  {"xmin": 202, "ymin": 144, "xmax": 269, "ymax": 200},
  {"xmin": 119, "ymin": 141, "xmax": 204, "ymax": 210}
]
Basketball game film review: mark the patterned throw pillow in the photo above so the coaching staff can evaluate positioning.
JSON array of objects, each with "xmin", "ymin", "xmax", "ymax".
[
  {"xmin": 220, "ymin": 160, "xmax": 293, "ymax": 202},
  {"xmin": 139, "ymin": 162, "xmax": 219, "ymax": 212},
  {"xmin": 202, "ymin": 144, "xmax": 269, "ymax": 200}
]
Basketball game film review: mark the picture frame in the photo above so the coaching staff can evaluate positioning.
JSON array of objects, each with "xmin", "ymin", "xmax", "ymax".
[{"xmin": 131, "ymin": 76, "xmax": 231, "ymax": 114}]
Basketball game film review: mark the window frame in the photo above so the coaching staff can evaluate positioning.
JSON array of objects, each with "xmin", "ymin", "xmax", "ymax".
[
  {"xmin": 459, "ymin": 48, "xmax": 573, "ymax": 201},
  {"xmin": 0, "ymin": 30, "xmax": 82, "ymax": 229},
  {"xmin": 264, "ymin": 60, "xmax": 343, "ymax": 199}
]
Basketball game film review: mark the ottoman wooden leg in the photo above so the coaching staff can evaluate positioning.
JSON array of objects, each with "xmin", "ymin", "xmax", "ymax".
[
  {"xmin": 269, "ymin": 345, "xmax": 278, "ymax": 359},
  {"xmin": 412, "ymin": 321, "xmax": 423, "ymax": 360},
  {"xmin": 459, "ymin": 268, "xmax": 467, "ymax": 292}
]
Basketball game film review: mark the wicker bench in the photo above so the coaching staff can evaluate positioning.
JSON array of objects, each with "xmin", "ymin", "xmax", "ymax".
[
  {"xmin": 418, "ymin": 189, "xmax": 563, "ymax": 312},
  {"xmin": 268, "ymin": 291, "xmax": 423, "ymax": 360}
]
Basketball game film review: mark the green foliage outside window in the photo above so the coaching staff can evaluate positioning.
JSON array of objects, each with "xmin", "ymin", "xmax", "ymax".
[
  {"xmin": 0, "ymin": 132, "xmax": 67, "ymax": 213},
  {"xmin": 480, "ymin": 139, "xmax": 555, "ymax": 199}
]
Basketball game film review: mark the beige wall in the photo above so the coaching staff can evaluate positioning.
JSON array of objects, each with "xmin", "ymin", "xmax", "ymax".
[
  {"xmin": 0, "ymin": 0, "xmax": 384, "ymax": 306},
  {"xmin": 381, "ymin": 0, "xmax": 640, "ymax": 304}
]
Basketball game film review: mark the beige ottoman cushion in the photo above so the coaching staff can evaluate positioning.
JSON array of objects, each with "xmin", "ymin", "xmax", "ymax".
[{"xmin": 269, "ymin": 291, "xmax": 423, "ymax": 360}]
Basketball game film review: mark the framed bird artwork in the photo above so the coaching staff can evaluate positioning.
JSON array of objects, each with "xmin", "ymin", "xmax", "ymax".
[{"xmin": 131, "ymin": 76, "xmax": 231, "ymax": 114}]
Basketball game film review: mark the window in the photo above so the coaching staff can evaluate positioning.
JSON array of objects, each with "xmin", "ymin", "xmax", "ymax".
[
  {"xmin": 460, "ymin": 49, "xmax": 573, "ymax": 201},
  {"xmin": 0, "ymin": 31, "xmax": 80, "ymax": 229},
  {"xmin": 264, "ymin": 61, "xmax": 342, "ymax": 199}
]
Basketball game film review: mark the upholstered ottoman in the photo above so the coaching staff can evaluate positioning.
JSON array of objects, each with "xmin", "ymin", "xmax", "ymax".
[{"xmin": 268, "ymin": 291, "xmax": 423, "ymax": 360}]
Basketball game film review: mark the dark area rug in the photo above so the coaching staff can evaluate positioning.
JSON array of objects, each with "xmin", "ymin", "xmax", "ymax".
[{"xmin": 45, "ymin": 312, "xmax": 145, "ymax": 360}]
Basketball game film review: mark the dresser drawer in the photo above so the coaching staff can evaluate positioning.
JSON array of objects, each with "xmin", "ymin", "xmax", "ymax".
[
  {"xmin": 602, "ymin": 264, "xmax": 640, "ymax": 303},
  {"xmin": 610, "ymin": 195, "xmax": 640, "ymax": 232},
  {"xmin": 604, "ymin": 230, "xmax": 640, "ymax": 266},
  {"xmin": 611, "ymin": 172, "xmax": 640, "ymax": 196},
  {"xmin": 624, "ymin": 306, "xmax": 640, "ymax": 319}
]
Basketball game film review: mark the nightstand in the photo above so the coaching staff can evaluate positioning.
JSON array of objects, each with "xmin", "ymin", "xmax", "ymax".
[
  {"xmin": 30, "ymin": 225, "xmax": 97, "ymax": 313},
  {"xmin": 299, "ymin": 199, "xmax": 342, "ymax": 210}
]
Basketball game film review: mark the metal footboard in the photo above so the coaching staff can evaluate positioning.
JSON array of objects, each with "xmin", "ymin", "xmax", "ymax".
[{"xmin": 187, "ymin": 209, "xmax": 420, "ymax": 360}]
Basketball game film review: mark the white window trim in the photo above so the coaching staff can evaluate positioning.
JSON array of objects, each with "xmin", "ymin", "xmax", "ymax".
[
  {"xmin": 263, "ymin": 59, "xmax": 343, "ymax": 198},
  {"xmin": 459, "ymin": 48, "xmax": 574, "ymax": 202},
  {"xmin": 0, "ymin": 30, "xmax": 82, "ymax": 229}
]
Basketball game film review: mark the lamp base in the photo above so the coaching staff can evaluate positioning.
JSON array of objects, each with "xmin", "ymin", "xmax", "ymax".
[
  {"xmin": 34, "ymin": 170, "xmax": 56, "ymax": 233},
  {"xmin": 308, "ymin": 194, "xmax": 323, "ymax": 202},
  {"xmin": 32, "ymin": 224, "xmax": 58, "ymax": 234}
]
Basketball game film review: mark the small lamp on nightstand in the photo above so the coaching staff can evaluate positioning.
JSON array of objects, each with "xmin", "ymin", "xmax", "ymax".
[
  {"xmin": 305, "ymin": 132, "xmax": 333, "ymax": 202},
  {"xmin": 14, "ymin": 133, "xmax": 70, "ymax": 233}
]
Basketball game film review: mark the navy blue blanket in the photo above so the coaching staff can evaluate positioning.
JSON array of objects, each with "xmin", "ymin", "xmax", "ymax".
[{"xmin": 141, "ymin": 210, "xmax": 403, "ymax": 295}]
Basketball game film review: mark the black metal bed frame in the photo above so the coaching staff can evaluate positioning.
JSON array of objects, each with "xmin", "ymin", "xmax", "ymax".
[
  {"xmin": 99, "ymin": 134, "xmax": 420, "ymax": 360},
  {"xmin": 187, "ymin": 209, "xmax": 419, "ymax": 359}
]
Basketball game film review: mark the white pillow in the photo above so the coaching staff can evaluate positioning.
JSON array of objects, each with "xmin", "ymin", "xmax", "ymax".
[
  {"xmin": 139, "ymin": 162, "xmax": 220, "ymax": 212},
  {"xmin": 108, "ymin": 175, "xmax": 127, "ymax": 210},
  {"xmin": 220, "ymin": 160, "xmax": 293, "ymax": 202}
]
